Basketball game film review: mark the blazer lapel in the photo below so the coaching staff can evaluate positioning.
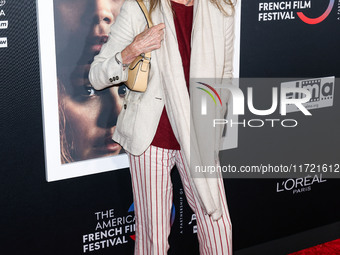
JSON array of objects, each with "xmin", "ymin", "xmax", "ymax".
[
  {"xmin": 158, "ymin": 0, "xmax": 177, "ymax": 40},
  {"xmin": 191, "ymin": 0, "xmax": 199, "ymax": 46}
]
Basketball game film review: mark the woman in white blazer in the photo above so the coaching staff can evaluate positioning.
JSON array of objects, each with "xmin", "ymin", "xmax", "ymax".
[{"xmin": 89, "ymin": 0, "xmax": 235, "ymax": 253}]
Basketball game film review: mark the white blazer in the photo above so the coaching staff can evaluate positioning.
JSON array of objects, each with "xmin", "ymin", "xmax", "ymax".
[{"xmin": 89, "ymin": 0, "xmax": 234, "ymax": 156}]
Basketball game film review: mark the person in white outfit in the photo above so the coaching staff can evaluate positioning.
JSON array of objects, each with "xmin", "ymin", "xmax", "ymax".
[{"xmin": 89, "ymin": 0, "xmax": 235, "ymax": 253}]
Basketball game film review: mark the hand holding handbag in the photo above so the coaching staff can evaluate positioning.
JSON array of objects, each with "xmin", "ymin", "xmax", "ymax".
[{"xmin": 125, "ymin": 0, "xmax": 153, "ymax": 92}]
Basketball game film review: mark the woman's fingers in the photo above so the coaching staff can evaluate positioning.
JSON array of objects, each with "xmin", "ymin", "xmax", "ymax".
[
  {"xmin": 122, "ymin": 23, "xmax": 165, "ymax": 63},
  {"xmin": 153, "ymin": 23, "xmax": 165, "ymax": 30},
  {"xmin": 135, "ymin": 23, "xmax": 165, "ymax": 51}
]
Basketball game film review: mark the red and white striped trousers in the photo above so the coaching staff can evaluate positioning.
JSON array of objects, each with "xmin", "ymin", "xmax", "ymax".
[{"xmin": 127, "ymin": 145, "xmax": 232, "ymax": 255}]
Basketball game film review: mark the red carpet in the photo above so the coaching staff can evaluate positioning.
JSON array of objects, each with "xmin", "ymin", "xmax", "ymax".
[{"xmin": 289, "ymin": 239, "xmax": 340, "ymax": 255}]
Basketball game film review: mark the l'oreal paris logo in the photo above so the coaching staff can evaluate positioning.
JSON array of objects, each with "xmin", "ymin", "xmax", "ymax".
[{"xmin": 276, "ymin": 174, "xmax": 326, "ymax": 194}]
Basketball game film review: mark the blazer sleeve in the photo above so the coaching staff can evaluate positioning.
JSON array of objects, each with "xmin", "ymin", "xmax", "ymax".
[
  {"xmin": 89, "ymin": 1, "xmax": 135, "ymax": 90},
  {"xmin": 223, "ymin": 13, "xmax": 235, "ymax": 79}
]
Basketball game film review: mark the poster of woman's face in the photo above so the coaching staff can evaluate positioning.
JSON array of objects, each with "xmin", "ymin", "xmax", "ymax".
[{"xmin": 37, "ymin": 0, "xmax": 129, "ymax": 181}]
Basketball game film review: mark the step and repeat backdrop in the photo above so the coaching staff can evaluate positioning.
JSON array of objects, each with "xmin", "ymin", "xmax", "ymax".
[{"xmin": 1, "ymin": 0, "xmax": 339, "ymax": 254}]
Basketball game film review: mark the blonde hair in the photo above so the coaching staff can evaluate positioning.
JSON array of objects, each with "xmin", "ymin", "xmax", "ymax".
[
  {"xmin": 58, "ymin": 78, "xmax": 74, "ymax": 164},
  {"xmin": 149, "ymin": 0, "xmax": 235, "ymax": 17}
]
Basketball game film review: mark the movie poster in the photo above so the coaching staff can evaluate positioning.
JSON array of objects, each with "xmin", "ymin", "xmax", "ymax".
[
  {"xmin": 37, "ymin": 0, "xmax": 241, "ymax": 181},
  {"xmin": 38, "ymin": 0, "xmax": 129, "ymax": 181}
]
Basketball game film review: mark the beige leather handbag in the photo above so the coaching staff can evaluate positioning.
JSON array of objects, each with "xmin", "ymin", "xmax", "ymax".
[{"xmin": 125, "ymin": 0, "xmax": 153, "ymax": 92}]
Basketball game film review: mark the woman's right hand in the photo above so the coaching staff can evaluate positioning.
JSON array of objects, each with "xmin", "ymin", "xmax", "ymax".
[{"xmin": 121, "ymin": 23, "xmax": 165, "ymax": 66}]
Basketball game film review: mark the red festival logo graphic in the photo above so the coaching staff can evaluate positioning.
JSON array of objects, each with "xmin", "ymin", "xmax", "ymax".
[
  {"xmin": 297, "ymin": 0, "xmax": 335, "ymax": 24},
  {"xmin": 128, "ymin": 202, "xmax": 175, "ymax": 241}
]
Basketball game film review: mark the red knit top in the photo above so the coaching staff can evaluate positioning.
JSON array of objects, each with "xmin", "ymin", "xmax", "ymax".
[{"xmin": 150, "ymin": 1, "xmax": 193, "ymax": 149}]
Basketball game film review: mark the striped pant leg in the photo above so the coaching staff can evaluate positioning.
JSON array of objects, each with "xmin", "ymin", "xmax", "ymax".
[
  {"xmin": 175, "ymin": 150, "xmax": 233, "ymax": 255},
  {"xmin": 127, "ymin": 146, "xmax": 176, "ymax": 255}
]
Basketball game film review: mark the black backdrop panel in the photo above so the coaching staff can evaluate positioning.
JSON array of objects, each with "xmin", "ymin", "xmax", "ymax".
[
  {"xmin": 1, "ymin": 0, "xmax": 340, "ymax": 254},
  {"xmin": 227, "ymin": 0, "xmax": 340, "ymax": 250},
  {"xmin": 240, "ymin": 0, "xmax": 340, "ymax": 78}
]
